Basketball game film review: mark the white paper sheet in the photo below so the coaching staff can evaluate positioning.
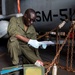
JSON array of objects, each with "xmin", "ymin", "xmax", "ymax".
[{"xmin": 40, "ymin": 41, "xmax": 55, "ymax": 45}]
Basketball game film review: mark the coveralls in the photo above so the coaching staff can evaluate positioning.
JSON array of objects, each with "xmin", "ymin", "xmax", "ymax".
[{"xmin": 7, "ymin": 17, "xmax": 42, "ymax": 65}]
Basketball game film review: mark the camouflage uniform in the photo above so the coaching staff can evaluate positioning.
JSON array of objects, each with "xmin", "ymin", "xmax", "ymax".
[{"xmin": 7, "ymin": 17, "xmax": 42, "ymax": 65}]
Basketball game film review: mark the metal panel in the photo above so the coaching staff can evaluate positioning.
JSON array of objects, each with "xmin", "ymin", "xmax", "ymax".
[{"xmin": 1, "ymin": 0, "xmax": 75, "ymax": 32}]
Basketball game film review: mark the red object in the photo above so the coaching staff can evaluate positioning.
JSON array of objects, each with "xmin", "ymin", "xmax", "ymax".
[{"xmin": 69, "ymin": 32, "xmax": 74, "ymax": 39}]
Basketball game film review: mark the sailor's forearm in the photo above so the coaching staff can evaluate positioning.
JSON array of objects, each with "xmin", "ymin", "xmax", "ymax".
[{"xmin": 15, "ymin": 35, "xmax": 29, "ymax": 43}]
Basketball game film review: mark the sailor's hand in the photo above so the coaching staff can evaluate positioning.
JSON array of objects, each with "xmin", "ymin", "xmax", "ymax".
[
  {"xmin": 28, "ymin": 39, "xmax": 41, "ymax": 48},
  {"xmin": 34, "ymin": 60, "xmax": 43, "ymax": 67}
]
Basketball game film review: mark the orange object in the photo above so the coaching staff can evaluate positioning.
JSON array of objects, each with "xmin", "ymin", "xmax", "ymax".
[{"xmin": 17, "ymin": 0, "xmax": 21, "ymax": 13}]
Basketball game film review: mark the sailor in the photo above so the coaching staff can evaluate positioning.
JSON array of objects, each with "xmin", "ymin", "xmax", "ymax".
[{"xmin": 7, "ymin": 8, "xmax": 45, "ymax": 66}]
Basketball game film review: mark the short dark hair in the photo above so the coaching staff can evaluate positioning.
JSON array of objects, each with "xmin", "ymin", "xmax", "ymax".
[{"xmin": 25, "ymin": 8, "xmax": 36, "ymax": 15}]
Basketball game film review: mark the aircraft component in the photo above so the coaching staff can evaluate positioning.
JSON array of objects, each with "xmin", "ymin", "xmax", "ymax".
[
  {"xmin": 17, "ymin": 0, "xmax": 21, "ymax": 13},
  {"xmin": 2, "ymin": 0, "xmax": 75, "ymax": 32},
  {"xmin": 0, "ymin": 21, "xmax": 9, "ymax": 38},
  {"xmin": 58, "ymin": 21, "xmax": 66, "ymax": 29},
  {"xmin": 16, "ymin": 13, "xmax": 23, "ymax": 17}
]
